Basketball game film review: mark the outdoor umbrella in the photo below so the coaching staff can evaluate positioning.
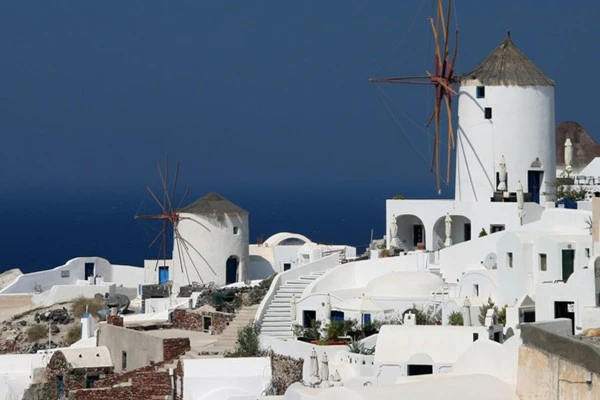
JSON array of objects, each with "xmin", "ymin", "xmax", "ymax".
[
  {"xmin": 517, "ymin": 181, "xmax": 525, "ymax": 225},
  {"xmin": 324, "ymin": 294, "xmax": 332, "ymax": 326},
  {"xmin": 290, "ymin": 294, "xmax": 297, "ymax": 323},
  {"xmin": 444, "ymin": 213, "xmax": 452, "ymax": 247},
  {"xmin": 497, "ymin": 155, "xmax": 507, "ymax": 191},
  {"xmin": 307, "ymin": 348, "xmax": 321, "ymax": 386},
  {"xmin": 320, "ymin": 352, "xmax": 331, "ymax": 387},
  {"xmin": 564, "ymin": 138, "xmax": 573, "ymax": 177}
]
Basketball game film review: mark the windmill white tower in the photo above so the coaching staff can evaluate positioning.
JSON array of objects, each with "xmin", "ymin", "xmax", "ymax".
[{"xmin": 455, "ymin": 32, "xmax": 556, "ymax": 204}]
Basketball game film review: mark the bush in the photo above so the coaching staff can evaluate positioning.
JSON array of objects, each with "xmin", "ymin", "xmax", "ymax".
[
  {"xmin": 64, "ymin": 324, "xmax": 81, "ymax": 346},
  {"xmin": 71, "ymin": 297, "xmax": 105, "ymax": 319},
  {"xmin": 326, "ymin": 320, "xmax": 356, "ymax": 341},
  {"xmin": 498, "ymin": 305, "xmax": 507, "ymax": 326},
  {"xmin": 347, "ymin": 339, "xmax": 375, "ymax": 355},
  {"xmin": 404, "ymin": 307, "xmax": 436, "ymax": 325},
  {"xmin": 479, "ymin": 228, "xmax": 488, "ymax": 237},
  {"xmin": 226, "ymin": 323, "xmax": 261, "ymax": 357},
  {"xmin": 448, "ymin": 311, "xmax": 464, "ymax": 326},
  {"xmin": 26, "ymin": 324, "xmax": 48, "ymax": 342},
  {"xmin": 292, "ymin": 320, "xmax": 321, "ymax": 341}
]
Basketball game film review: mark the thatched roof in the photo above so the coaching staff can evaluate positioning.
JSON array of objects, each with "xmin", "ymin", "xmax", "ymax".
[
  {"xmin": 556, "ymin": 121, "xmax": 600, "ymax": 169},
  {"xmin": 178, "ymin": 192, "xmax": 248, "ymax": 216},
  {"xmin": 461, "ymin": 32, "xmax": 554, "ymax": 87}
]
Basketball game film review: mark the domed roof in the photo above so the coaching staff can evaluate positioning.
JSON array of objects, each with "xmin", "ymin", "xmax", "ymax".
[
  {"xmin": 461, "ymin": 32, "xmax": 554, "ymax": 87},
  {"xmin": 263, "ymin": 232, "xmax": 311, "ymax": 247},
  {"xmin": 364, "ymin": 272, "xmax": 443, "ymax": 298}
]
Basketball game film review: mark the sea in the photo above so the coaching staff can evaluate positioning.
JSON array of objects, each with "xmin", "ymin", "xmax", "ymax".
[{"xmin": 0, "ymin": 184, "xmax": 441, "ymax": 274}]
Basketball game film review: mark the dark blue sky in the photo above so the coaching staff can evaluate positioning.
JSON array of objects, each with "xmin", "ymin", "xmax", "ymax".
[{"xmin": 0, "ymin": 1, "xmax": 597, "ymax": 198}]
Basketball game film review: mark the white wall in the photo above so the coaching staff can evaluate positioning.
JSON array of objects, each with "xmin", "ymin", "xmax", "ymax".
[
  {"xmin": 0, "ymin": 354, "xmax": 46, "ymax": 400},
  {"xmin": 373, "ymin": 325, "xmax": 489, "ymax": 385},
  {"xmin": 110, "ymin": 265, "xmax": 144, "ymax": 288},
  {"xmin": 535, "ymin": 267, "xmax": 596, "ymax": 334},
  {"xmin": 0, "ymin": 257, "xmax": 135, "ymax": 294},
  {"xmin": 455, "ymin": 84, "xmax": 555, "ymax": 203},
  {"xmin": 183, "ymin": 357, "xmax": 271, "ymax": 400},
  {"xmin": 32, "ymin": 283, "xmax": 116, "ymax": 306}
]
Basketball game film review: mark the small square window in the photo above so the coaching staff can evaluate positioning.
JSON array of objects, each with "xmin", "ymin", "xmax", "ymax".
[
  {"xmin": 233, "ymin": 226, "xmax": 239, "ymax": 234},
  {"xmin": 473, "ymin": 332, "xmax": 479, "ymax": 342},
  {"xmin": 490, "ymin": 224, "xmax": 505, "ymax": 233},
  {"xmin": 539, "ymin": 253, "xmax": 547, "ymax": 271},
  {"xmin": 476, "ymin": 86, "xmax": 485, "ymax": 98},
  {"xmin": 484, "ymin": 107, "xmax": 492, "ymax": 119},
  {"xmin": 507, "ymin": 252, "xmax": 513, "ymax": 268},
  {"xmin": 61, "ymin": 270, "xmax": 70, "ymax": 278}
]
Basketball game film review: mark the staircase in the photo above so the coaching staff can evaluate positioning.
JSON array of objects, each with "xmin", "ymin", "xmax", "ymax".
[
  {"xmin": 260, "ymin": 271, "xmax": 326, "ymax": 339},
  {"xmin": 162, "ymin": 304, "xmax": 260, "ymax": 367}
]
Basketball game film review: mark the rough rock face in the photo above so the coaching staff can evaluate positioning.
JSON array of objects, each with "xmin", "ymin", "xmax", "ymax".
[
  {"xmin": 556, "ymin": 121, "xmax": 600, "ymax": 169},
  {"xmin": 35, "ymin": 308, "xmax": 72, "ymax": 325}
]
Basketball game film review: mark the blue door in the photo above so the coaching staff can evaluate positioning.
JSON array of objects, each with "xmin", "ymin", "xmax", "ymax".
[
  {"xmin": 158, "ymin": 266, "xmax": 169, "ymax": 284},
  {"xmin": 84, "ymin": 263, "xmax": 94, "ymax": 279},
  {"xmin": 226, "ymin": 256, "xmax": 239, "ymax": 285},
  {"xmin": 528, "ymin": 171, "xmax": 543, "ymax": 204}
]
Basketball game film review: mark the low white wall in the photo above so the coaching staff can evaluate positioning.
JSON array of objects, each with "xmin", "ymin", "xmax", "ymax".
[
  {"xmin": 183, "ymin": 357, "xmax": 271, "ymax": 400},
  {"xmin": 145, "ymin": 297, "xmax": 193, "ymax": 313},
  {"xmin": 32, "ymin": 283, "xmax": 116, "ymax": 306},
  {"xmin": 0, "ymin": 354, "xmax": 46, "ymax": 400},
  {"xmin": 1, "ymin": 257, "xmax": 137, "ymax": 294}
]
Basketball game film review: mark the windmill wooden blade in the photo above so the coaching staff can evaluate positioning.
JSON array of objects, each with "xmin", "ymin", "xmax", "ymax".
[
  {"xmin": 170, "ymin": 162, "xmax": 180, "ymax": 213},
  {"xmin": 369, "ymin": 0, "xmax": 458, "ymax": 193},
  {"xmin": 146, "ymin": 187, "xmax": 168, "ymax": 215}
]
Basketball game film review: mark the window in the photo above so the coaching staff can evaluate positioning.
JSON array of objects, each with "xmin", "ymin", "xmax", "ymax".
[
  {"xmin": 331, "ymin": 311, "xmax": 345, "ymax": 322},
  {"xmin": 507, "ymin": 252, "xmax": 514, "ymax": 268},
  {"xmin": 86, "ymin": 375, "xmax": 99, "ymax": 389},
  {"xmin": 202, "ymin": 316, "xmax": 212, "ymax": 332},
  {"xmin": 472, "ymin": 332, "xmax": 479, "ymax": 342},
  {"xmin": 586, "ymin": 248, "xmax": 591, "ymax": 258},
  {"xmin": 476, "ymin": 86, "xmax": 485, "ymax": 98},
  {"xmin": 362, "ymin": 313, "xmax": 372, "ymax": 326},
  {"xmin": 539, "ymin": 253, "xmax": 547, "ymax": 271},
  {"xmin": 57, "ymin": 376, "xmax": 64, "ymax": 397},
  {"xmin": 233, "ymin": 226, "xmax": 239, "ymax": 234},
  {"xmin": 490, "ymin": 224, "xmax": 505, "ymax": 233},
  {"xmin": 302, "ymin": 310, "xmax": 316, "ymax": 328},
  {"xmin": 283, "ymin": 262, "xmax": 292, "ymax": 271},
  {"xmin": 464, "ymin": 223, "xmax": 471, "ymax": 241},
  {"xmin": 473, "ymin": 284, "xmax": 479, "ymax": 296},
  {"xmin": 61, "ymin": 270, "xmax": 70, "ymax": 278},
  {"xmin": 484, "ymin": 107, "xmax": 492, "ymax": 119},
  {"xmin": 122, "ymin": 351, "xmax": 128, "ymax": 370}
]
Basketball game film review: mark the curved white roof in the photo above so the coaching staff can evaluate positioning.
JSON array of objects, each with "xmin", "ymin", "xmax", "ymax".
[
  {"xmin": 60, "ymin": 346, "xmax": 112, "ymax": 369},
  {"xmin": 364, "ymin": 272, "xmax": 442, "ymax": 298},
  {"xmin": 264, "ymin": 232, "xmax": 311, "ymax": 247}
]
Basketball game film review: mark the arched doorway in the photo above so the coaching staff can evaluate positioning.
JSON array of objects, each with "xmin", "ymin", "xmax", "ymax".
[
  {"xmin": 432, "ymin": 215, "xmax": 472, "ymax": 250},
  {"xmin": 394, "ymin": 215, "xmax": 426, "ymax": 251},
  {"xmin": 226, "ymin": 256, "xmax": 239, "ymax": 285}
]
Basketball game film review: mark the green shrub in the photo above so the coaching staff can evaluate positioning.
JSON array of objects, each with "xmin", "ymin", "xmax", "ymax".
[
  {"xmin": 292, "ymin": 320, "xmax": 321, "ymax": 340},
  {"xmin": 404, "ymin": 307, "xmax": 436, "ymax": 325},
  {"xmin": 347, "ymin": 339, "xmax": 375, "ymax": 355},
  {"xmin": 227, "ymin": 323, "xmax": 261, "ymax": 357},
  {"xmin": 71, "ymin": 297, "xmax": 105, "ymax": 319},
  {"xmin": 498, "ymin": 305, "xmax": 507, "ymax": 326},
  {"xmin": 479, "ymin": 228, "xmax": 488, "ymax": 237},
  {"xmin": 325, "ymin": 320, "xmax": 357, "ymax": 341},
  {"xmin": 448, "ymin": 311, "xmax": 464, "ymax": 326},
  {"xmin": 26, "ymin": 324, "xmax": 48, "ymax": 342}
]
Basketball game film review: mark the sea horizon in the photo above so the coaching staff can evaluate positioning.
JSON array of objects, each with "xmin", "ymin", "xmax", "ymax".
[{"xmin": 0, "ymin": 183, "xmax": 449, "ymax": 274}]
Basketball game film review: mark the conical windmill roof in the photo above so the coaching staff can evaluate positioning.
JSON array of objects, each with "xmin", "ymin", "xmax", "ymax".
[
  {"xmin": 178, "ymin": 192, "xmax": 248, "ymax": 216},
  {"xmin": 461, "ymin": 32, "xmax": 554, "ymax": 87}
]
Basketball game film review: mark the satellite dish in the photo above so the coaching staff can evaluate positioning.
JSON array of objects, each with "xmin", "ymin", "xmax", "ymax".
[{"xmin": 483, "ymin": 253, "xmax": 497, "ymax": 269}]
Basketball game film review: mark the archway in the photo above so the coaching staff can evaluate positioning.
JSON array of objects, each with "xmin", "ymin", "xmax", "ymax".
[
  {"xmin": 432, "ymin": 215, "xmax": 472, "ymax": 250},
  {"xmin": 226, "ymin": 256, "xmax": 239, "ymax": 285},
  {"xmin": 394, "ymin": 215, "xmax": 426, "ymax": 251}
]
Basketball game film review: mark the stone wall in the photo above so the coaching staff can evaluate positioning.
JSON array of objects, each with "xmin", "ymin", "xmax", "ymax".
[
  {"xmin": 163, "ymin": 338, "xmax": 190, "ymax": 362},
  {"xmin": 106, "ymin": 315, "xmax": 123, "ymax": 327},
  {"xmin": 45, "ymin": 351, "xmax": 113, "ymax": 400},
  {"xmin": 170, "ymin": 309, "xmax": 234, "ymax": 334},
  {"xmin": 68, "ymin": 364, "xmax": 174, "ymax": 400},
  {"xmin": 517, "ymin": 344, "xmax": 600, "ymax": 400}
]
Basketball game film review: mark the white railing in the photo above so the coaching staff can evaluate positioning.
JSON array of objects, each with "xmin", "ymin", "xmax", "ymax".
[{"xmin": 254, "ymin": 254, "xmax": 340, "ymax": 325}]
